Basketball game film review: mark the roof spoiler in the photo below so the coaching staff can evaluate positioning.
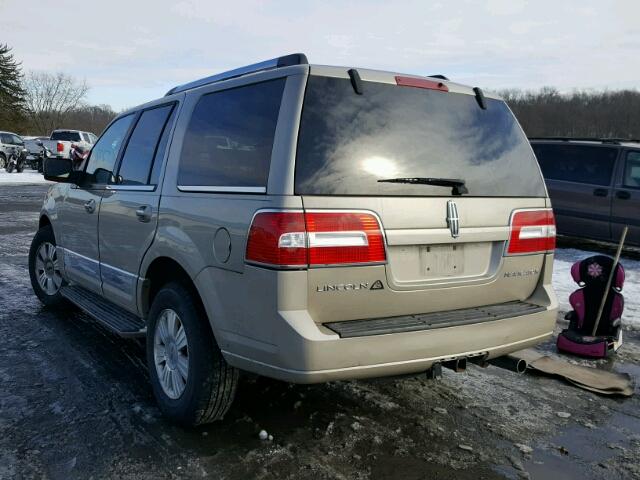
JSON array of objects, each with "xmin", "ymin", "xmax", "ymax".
[{"xmin": 165, "ymin": 53, "xmax": 308, "ymax": 96}]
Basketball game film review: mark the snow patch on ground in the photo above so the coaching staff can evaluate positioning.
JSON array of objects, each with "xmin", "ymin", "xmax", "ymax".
[
  {"xmin": 0, "ymin": 168, "xmax": 51, "ymax": 185},
  {"xmin": 553, "ymin": 248, "xmax": 640, "ymax": 328}
]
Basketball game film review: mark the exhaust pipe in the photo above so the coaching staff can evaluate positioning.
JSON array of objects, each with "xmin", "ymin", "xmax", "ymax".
[
  {"xmin": 489, "ymin": 355, "xmax": 528, "ymax": 374},
  {"xmin": 469, "ymin": 355, "xmax": 489, "ymax": 368},
  {"xmin": 442, "ymin": 358, "xmax": 467, "ymax": 373}
]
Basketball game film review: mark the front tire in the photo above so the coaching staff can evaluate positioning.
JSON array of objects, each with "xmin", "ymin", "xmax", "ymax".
[
  {"xmin": 146, "ymin": 282, "xmax": 238, "ymax": 426},
  {"xmin": 29, "ymin": 225, "xmax": 68, "ymax": 308}
]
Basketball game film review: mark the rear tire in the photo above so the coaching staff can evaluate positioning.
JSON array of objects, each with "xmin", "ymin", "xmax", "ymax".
[
  {"xmin": 146, "ymin": 282, "xmax": 238, "ymax": 426},
  {"xmin": 29, "ymin": 225, "xmax": 69, "ymax": 308}
]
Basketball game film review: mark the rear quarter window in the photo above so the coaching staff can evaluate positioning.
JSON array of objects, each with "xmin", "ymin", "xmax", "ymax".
[
  {"xmin": 624, "ymin": 151, "xmax": 640, "ymax": 189},
  {"xmin": 178, "ymin": 78, "xmax": 285, "ymax": 190},
  {"xmin": 532, "ymin": 144, "xmax": 617, "ymax": 186}
]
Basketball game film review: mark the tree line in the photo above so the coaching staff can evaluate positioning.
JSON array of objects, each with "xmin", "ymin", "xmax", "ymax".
[
  {"xmin": 2, "ymin": 42, "xmax": 640, "ymax": 139},
  {"xmin": 0, "ymin": 44, "xmax": 117, "ymax": 136},
  {"xmin": 501, "ymin": 87, "xmax": 640, "ymax": 139}
]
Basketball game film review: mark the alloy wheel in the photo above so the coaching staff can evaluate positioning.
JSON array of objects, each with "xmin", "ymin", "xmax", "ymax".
[
  {"xmin": 35, "ymin": 242, "xmax": 62, "ymax": 295},
  {"xmin": 154, "ymin": 309, "xmax": 189, "ymax": 399}
]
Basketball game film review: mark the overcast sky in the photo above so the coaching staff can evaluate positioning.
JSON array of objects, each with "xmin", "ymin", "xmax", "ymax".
[{"xmin": 2, "ymin": 0, "xmax": 638, "ymax": 110}]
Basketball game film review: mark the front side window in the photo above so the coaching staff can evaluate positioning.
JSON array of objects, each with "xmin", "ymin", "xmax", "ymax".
[
  {"xmin": 532, "ymin": 144, "xmax": 617, "ymax": 186},
  {"xmin": 117, "ymin": 104, "xmax": 174, "ymax": 185},
  {"xmin": 623, "ymin": 151, "xmax": 640, "ymax": 189},
  {"xmin": 0, "ymin": 133, "xmax": 11, "ymax": 144},
  {"xmin": 85, "ymin": 114, "xmax": 134, "ymax": 184},
  {"xmin": 178, "ymin": 78, "xmax": 285, "ymax": 189},
  {"xmin": 11, "ymin": 134, "xmax": 23, "ymax": 145}
]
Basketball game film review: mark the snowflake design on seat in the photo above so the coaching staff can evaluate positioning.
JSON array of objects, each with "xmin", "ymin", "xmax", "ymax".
[{"xmin": 588, "ymin": 262, "xmax": 603, "ymax": 278}]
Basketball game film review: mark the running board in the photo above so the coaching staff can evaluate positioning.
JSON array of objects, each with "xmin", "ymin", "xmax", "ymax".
[
  {"xmin": 325, "ymin": 301, "xmax": 545, "ymax": 338},
  {"xmin": 61, "ymin": 285, "xmax": 146, "ymax": 338}
]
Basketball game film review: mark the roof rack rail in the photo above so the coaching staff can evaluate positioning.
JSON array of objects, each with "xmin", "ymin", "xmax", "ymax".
[
  {"xmin": 165, "ymin": 53, "xmax": 308, "ymax": 96},
  {"xmin": 428, "ymin": 74, "xmax": 449, "ymax": 80},
  {"xmin": 528, "ymin": 136, "xmax": 640, "ymax": 145}
]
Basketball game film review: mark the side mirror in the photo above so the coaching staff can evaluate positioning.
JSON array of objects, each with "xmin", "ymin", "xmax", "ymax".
[{"xmin": 44, "ymin": 157, "xmax": 83, "ymax": 184}]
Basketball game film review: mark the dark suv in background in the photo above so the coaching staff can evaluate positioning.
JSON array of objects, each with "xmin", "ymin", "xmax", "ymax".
[{"xmin": 530, "ymin": 138, "xmax": 640, "ymax": 246}]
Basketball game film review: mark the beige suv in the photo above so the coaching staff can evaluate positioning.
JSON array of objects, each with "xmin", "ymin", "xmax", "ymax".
[{"xmin": 30, "ymin": 54, "xmax": 558, "ymax": 425}]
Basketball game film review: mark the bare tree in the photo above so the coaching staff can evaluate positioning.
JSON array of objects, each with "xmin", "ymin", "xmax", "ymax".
[
  {"xmin": 24, "ymin": 71, "xmax": 89, "ymax": 135},
  {"xmin": 500, "ymin": 88, "xmax": 640, "ymax": 139}
]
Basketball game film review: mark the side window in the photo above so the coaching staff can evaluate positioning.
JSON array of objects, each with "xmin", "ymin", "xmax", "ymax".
[
  {"xmin": 11, "ymin": 135, "xmax": 23, "ymax": 145},
  {"xmin": 85, "ymin": 114, "xmax": 134, "ymax": 184},
  {"xmin": 117, "ymin": 104, "xmax": 174, "ymax": 185},
  {"xmin": 532, "ymin": 144, "xmax": 617, "ymax": 186},
  {"xmin": 0, "ymin": 133, "xmax": 10, "ymax": 144},
  {"xmin": 149, "ymin": 106, "xmax": 177, "ymax": 185},
  {"xmin": 178, "ymin": 78, "xmax": 285, "ymax": 189},
  {"xmin": 81, "ymin": 132, "xmax": 90, "ymax": 142},
  {"xmin": 623, "ymin": 151, "xmax": 640, "ymax": 189}
]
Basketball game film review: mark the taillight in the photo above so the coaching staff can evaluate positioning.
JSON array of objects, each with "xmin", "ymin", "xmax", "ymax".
[
  {"xmin": 506, "ymin": 209, "xmax": 556, "ymax": 255},
  {"xmin": 306, "ymin": 212, "xmax": 386, "ymax": 266},
  {"xmin": 56, "ymin": 142, "xmax": 64, "ymax": 152},
  {"xmin": 246, "ymin": 210, "xmax": 386, "ymax": 268},
  {"xmin": 246, "ymin": 211, "xmax": 307, "ymax": 267}
]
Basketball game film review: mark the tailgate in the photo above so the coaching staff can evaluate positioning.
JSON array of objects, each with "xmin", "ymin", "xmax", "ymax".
[
  {"xmin": 292, "ymin": 71, "xmax": 552, "ymax": 325},
  {"xmin": 301, "ymin": 196, "xmax": 549, "ymax": 324}
]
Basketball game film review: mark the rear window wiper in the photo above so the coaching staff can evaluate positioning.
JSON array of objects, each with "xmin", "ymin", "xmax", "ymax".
[{"xmin": 377, "ymin": 177, "xmax": 468, "ymax": 195}]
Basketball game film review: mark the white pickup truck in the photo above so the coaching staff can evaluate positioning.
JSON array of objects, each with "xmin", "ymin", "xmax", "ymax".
[{"xmin": 42, "ymin": 129, "xmax": 98, "ymax": 159}]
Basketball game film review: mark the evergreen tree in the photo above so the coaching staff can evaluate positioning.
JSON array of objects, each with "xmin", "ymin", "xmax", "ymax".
[{"xmin": 0, "ymin": 43, "xmax": 27, "ymax": 132}]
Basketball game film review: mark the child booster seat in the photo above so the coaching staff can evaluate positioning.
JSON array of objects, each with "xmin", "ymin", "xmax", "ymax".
[{"xmin": 557, "ymin": 255, "xmax": 625, "ymax": 358}]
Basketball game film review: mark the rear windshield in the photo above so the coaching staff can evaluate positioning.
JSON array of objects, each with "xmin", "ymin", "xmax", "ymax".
[
  {"xmin": 295, "ymin": 76, "xmax": 546, "ymax": 197},
  {"xmin": 51, "ymin": 131, "xmax": 82, "ymax": 142}
]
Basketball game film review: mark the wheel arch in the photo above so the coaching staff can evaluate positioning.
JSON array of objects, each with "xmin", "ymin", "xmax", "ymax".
[
  {"xmin": 139, "ymin": 257, "xmax": 219, "ymax": 337},
  {"xmin": 39, "ymin": 214, "xmax": 52, "ymax": 230}
]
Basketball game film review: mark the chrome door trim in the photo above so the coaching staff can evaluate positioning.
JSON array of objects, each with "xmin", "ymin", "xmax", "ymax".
[
  {"xmin": 59, "ymin": 247, "xmax": 100, "ymax": 278},
  {"xmin": 177, "ymin": 185, "xmax": 266, "ymax": 194},
  {"xmin": 100, "ymin": 261, "xmax": 138, "ymax": 296},
  {"xmin": 105, "ymin": 185, "xmax": 157, "ymax": 191}
]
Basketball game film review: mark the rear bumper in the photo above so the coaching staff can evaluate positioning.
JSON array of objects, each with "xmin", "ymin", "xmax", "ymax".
[{"xmin": 220, "ymin": 284, "xmax": 557, "ymax": 383}]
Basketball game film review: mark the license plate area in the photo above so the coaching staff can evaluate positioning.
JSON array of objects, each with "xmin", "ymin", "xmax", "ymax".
[{"xmin": 421, "ymin": 244, "xmax": 465, "ymax": 277}]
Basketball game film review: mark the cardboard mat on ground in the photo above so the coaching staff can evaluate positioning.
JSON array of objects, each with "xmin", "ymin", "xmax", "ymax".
[{"xmin": 509, "ymin": 349, "xmax": 634, "ymax": 397}]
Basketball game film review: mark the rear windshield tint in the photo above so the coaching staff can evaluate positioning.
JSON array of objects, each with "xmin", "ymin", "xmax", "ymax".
[
  {"xmin": 295, "ymin": 76, "xmax": 546, "ymax": 197},
  {"xmin": 531, "ymin": 143, "xmax": 617, "ymax": 186},
  {"xmin": 51, "ymin": 131, "xmax": 82, "ymax": 142}
]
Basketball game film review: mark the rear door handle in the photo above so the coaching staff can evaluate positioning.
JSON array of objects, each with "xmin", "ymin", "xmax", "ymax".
[
  {"xmin": 616, "ymin": 190, "xmax": 631, "ymax": 200},
  {"xmin": 593, "ymin": 188, "xmax": 608, "ymax": 197},
  {"xmin": 135, "ymin": 205, "xmax": 152, "ymax": 222},
  {"xmin": 84, "ymin": 199, "xmax": 96, "ymax": 213}
]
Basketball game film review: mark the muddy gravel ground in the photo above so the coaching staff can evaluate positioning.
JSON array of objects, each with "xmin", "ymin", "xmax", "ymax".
[{"xmin": 1, "ymin": 184, "xmax": 639, "ymax": 480}]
